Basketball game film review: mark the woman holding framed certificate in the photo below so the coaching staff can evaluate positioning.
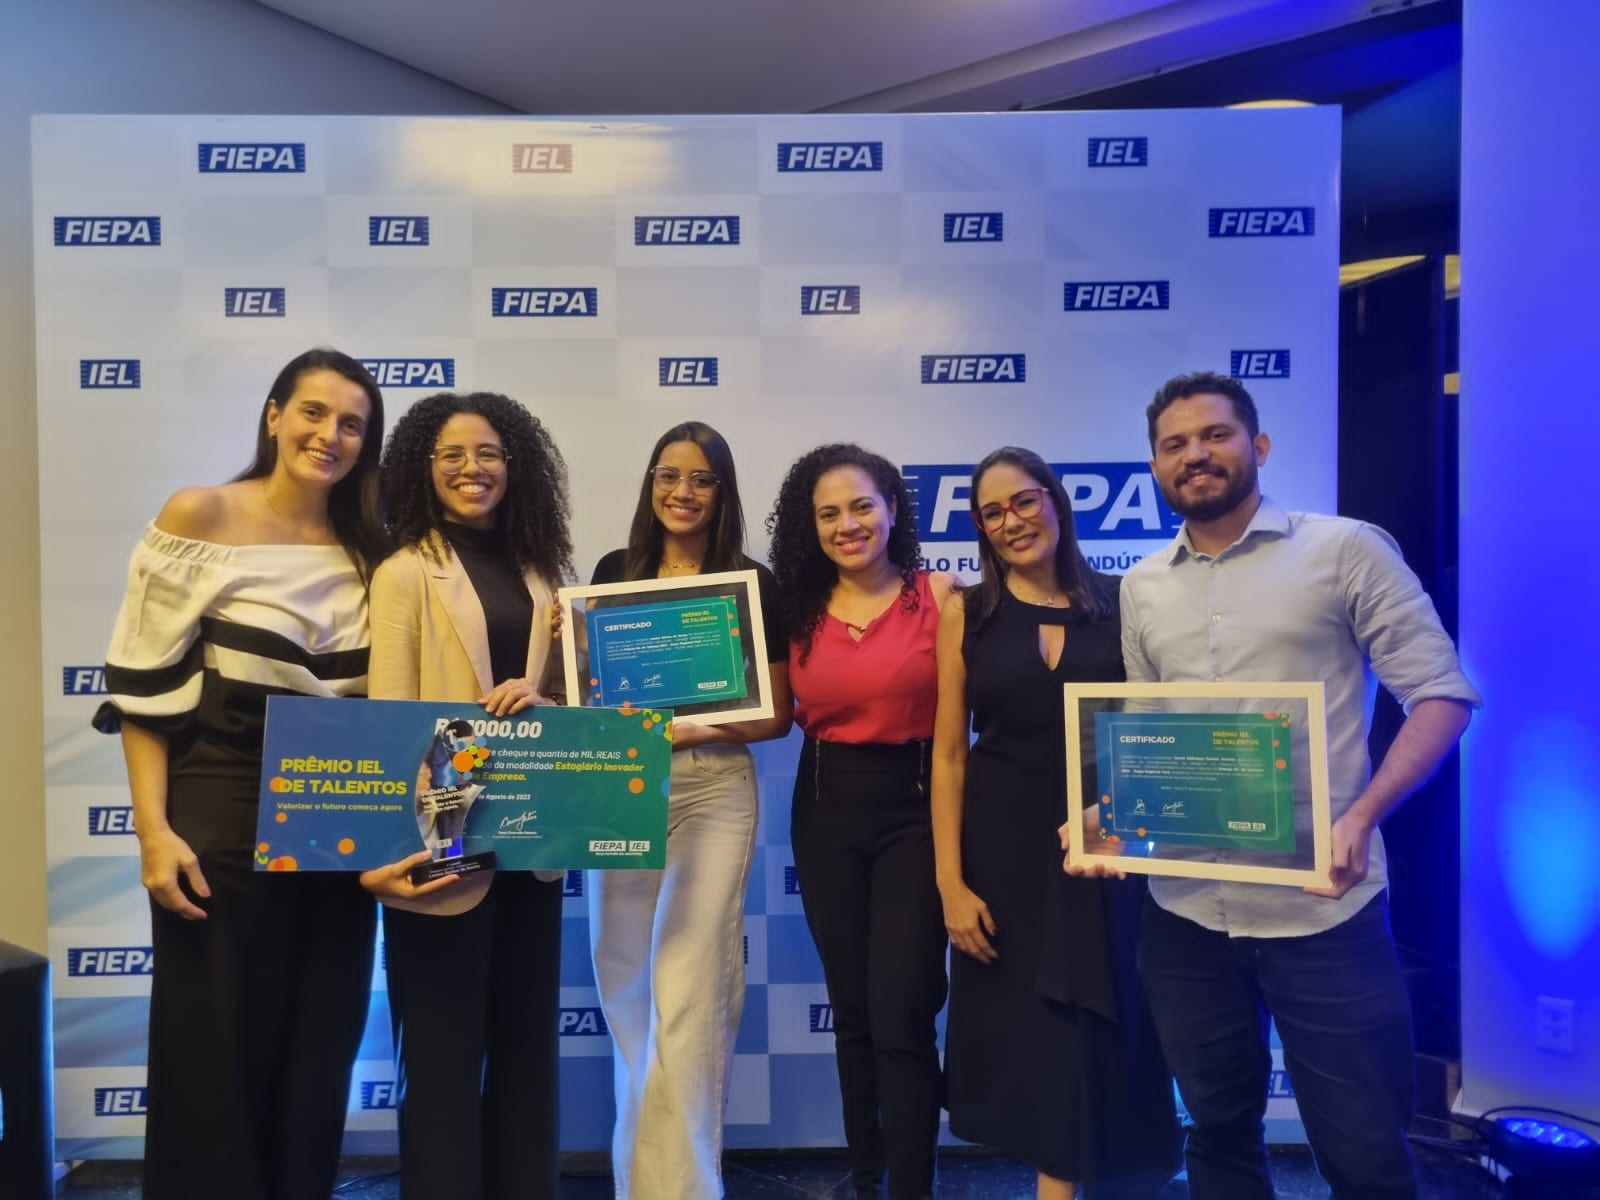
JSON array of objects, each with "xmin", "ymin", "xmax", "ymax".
[
  {"xmin": 930, "ymin": 447, "xmax": 1179, "ymax": 1200},
  {"xmin": 587, "ymin": 420, "xmax": 792, "ymax": 1200},
  {"xmin": 96, "ymin": 348, "xmax": 388, "ymax": 1200},
  {"xmin": 359, "ymin": 391, "xmax": 573, "ymax": 1200},
  {"xmin": 767, "ymin": 443, "xmax": 956, "ymax": 1200}
]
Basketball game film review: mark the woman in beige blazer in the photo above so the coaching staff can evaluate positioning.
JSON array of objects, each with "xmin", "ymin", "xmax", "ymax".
[{"xmin": 359, "ymin": 391, "xmax": 573, "ymax": 1200}]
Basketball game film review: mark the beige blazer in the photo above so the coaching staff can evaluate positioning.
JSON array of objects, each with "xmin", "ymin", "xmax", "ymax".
[{"xmin": 369, "ymin": 532, "xmax": 560, "ymax": 914}]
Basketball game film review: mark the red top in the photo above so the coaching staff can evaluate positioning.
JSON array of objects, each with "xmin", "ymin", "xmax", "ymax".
[{"xmin": 791, "ymin": 571, "xmax": 941, "ymax": 744}]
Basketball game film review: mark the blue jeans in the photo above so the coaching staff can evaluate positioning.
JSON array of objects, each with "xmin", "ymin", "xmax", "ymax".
[{"xmin": 1137, "ymin": 892, "xmax": 1417, "ymax": 1200}]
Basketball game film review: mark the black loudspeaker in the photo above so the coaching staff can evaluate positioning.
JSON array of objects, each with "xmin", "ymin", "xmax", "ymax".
[{"xmin": 0, "ymin": 938, "xmax": 54, "ymax": 1200}]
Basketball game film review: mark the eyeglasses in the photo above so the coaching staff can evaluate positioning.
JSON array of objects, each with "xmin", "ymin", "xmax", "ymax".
[
  {"xmin": 432, "ymin": 445, "xmax": 509, "ymax": 475},
  {"xmin": 974, "ymin": 487, "xmax": 1047, "ymax": 533},
  {"xmin": 649, "ymin": 465, "xmax": 720, "ymax": 493}
]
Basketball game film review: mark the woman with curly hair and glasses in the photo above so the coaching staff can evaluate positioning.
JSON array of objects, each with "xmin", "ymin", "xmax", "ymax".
[
  {"xmin": 587, "ymin": 420, "xmax": 792, "ymax": 1200},
  {"xmin": 766, "ymin": 443, "xmax": 956, "ymax": 1200},
  {"xmin": 358, "ymin": 391, "xmax": 573, "ymax": 1200}
]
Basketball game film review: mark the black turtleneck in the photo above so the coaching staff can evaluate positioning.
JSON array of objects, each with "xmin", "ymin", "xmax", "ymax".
[{"xmin": 440, "ymin": 522, "xmax": 534, "ymax": 686}]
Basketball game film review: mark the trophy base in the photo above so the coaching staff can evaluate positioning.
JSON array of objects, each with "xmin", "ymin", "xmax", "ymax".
[{"xmin": 409, "ymin": 849, "xmax": 498, "ymax": 886}]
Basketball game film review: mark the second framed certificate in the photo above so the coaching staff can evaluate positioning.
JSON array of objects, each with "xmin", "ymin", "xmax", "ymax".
[
  {"xmin": 1061, "ymin": 681, "xmax": 1334, "ymax": 888},
  {"xmin": 559, "ymin": 569, "xmax": 775, "ymax": 727}
]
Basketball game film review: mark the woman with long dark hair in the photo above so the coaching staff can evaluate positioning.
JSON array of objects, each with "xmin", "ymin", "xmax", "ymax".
[
  {"xmin": 931, "ymin": 447, "xmax": 1178, "ymax": 1200},
  {"xmin": 587, "ymin": 421, "xmax": 792, "ymax": 1200},
  {"xmin": 767, "ymin": 443, "xmax": 955, "ymax": 1200},
  {"xmin": 358, "ymin": 391, "xmax": 573, "ymax": 1200},
  {"xmin": 97, "ymin": 348, "xmax": 388, "ymax": 1200}
]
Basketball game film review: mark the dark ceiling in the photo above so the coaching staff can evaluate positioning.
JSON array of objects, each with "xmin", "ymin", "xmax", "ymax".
[{"xmin": 1047, "ymin": 0, "xmax": 1462, "ymax": 260}]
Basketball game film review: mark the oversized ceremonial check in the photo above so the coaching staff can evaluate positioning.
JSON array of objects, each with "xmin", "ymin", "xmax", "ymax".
[
  {"xmin": 1062, "ymin": 682, "xmax": 1333, "ymax": 887},
  {"xmin": 254, "ymin": 697, "xmax": 671, "ymax": 874},
  {"xmin": 559, "ymin": 569, "xmax": 775, "ymax": 727}
]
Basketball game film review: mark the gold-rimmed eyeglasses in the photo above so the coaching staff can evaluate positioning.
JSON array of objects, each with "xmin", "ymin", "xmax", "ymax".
[
  {"xmin": 432, "ymin": 446, "xmax": 509, "ymax": 475},
  {"xmin": 649, "ymin": 465, "xmax": 719, "ymax": 493}
]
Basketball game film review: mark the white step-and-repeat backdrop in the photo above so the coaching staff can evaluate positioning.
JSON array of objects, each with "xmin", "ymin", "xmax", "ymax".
[{"xmin": 34, "ymin": 109, "xmax": 1337, "ymax": 1158}]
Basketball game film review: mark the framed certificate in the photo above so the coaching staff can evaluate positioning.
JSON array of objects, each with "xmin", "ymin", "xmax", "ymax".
[
  {"xmin": 1062, "ymin": 681, "xmax": 1333, "ymax": 887},
  {"xmin": 558, "ymin": 569, "xmax": 775, "ymax": 727}
]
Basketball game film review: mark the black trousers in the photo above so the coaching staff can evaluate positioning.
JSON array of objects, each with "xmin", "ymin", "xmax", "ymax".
[
  {"xmin": 144, "ymin": 850, "xmax": 376, "ymax": 1200},
  {"xmin": 382, "ymin": 872, "xmax": 564, "ymax": 1200},
  {"xmin": 790, "ymin": 737, "xmax": 948, "ymax": 1200}
]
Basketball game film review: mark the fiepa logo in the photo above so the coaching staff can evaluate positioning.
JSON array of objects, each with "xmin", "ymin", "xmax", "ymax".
[
  {"xmin": 223, "ymin": 288, "xmax": 286, "ymax": 318},
  {"xmin": 944, "ymin": 212, "xmax": 1003, "ymax": 242},
  {"xmin": 800, "ymin": 285, "xmax": 861, "ymax": 315},
  {"xmin": 68, "ymin": 947, "xmax": 154, "ymax": 977},
  {"xmin": 783, "ymin": 866, "xmax": 801, "ymax": 896},
  {"xmin": 94, "ymin": 1087, "xmax": 148, "ymax": 1116},
  {"xmin": 659, "ymin": 357, "xmax": 718, "ymax": 387},
  {"xmin": 80, "ymin": 360, "xmax": 140, "ymax": 389},
  {"xmin": 559, "ymin": 1006, "xmax": 609, "ymax": 1036},
  {"xmin": 777, "ymin": 141, "xmax": 883, "ymax": 172},
  {"xmin": 368, "ymin": 216, "xmax": 430, "ymax": 246},
  {"xmin": 903, "ymin": 461, "xmax": 1180, "ymax": 547},
  {"xmin": 88, "ymin": 807, "xmax": 136, "ymax": 836},
  {"xmin": 1230, "ymin": 350, "xmax": 1291, "ymax": 379},
  {"xmin": 491, "ymin": 287, "xmax": 598, "ymax": 317},
  {"xmin": 53, "ymin": 217, "xmax": 160, "ymax": 246},
  {"xmin": 361, "ymin": 359, "xmax": 456, "ymax": 389},
  {"xmin": 1064, "ymin": 281, "xmax": 1170, "ymax": 311},
  {"xmin": 198, "ymin": 142, "xmax": 305, "ymax": 173},
  {"xmin": 809, "ymin": 1004, "xmax": 834, "ymax": 1034},
  {"xmin": 1209, "ymin": 207, "xmax": 1315, "ymax": 237},
  {"xmin": 921, "ymin": 354, "xmax": 1026, "ymax": 384},
  {"xmin": 562, "ymin": 870, "xmax": 583, "ymax": 898},
  {"xmin": 634, "ymin": 216, "xmax": 740, "ymax": 246},
  {"xmin": 360, "ymin": 1081, "xmax": 397, "ymax": 1110},
  {"xmin": 63, "ymin": 666, "xmax": 108, "ymax": 694},
  {"xmin": 1087, "ymin": 137, "xmax": 1148, "ymax": 167},
  {"xmin": 512, "ymin": 143, "xmax": 572, "ymax": 173}
]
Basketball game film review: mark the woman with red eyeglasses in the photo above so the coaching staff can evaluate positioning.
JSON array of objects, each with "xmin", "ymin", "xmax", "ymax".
[{"xmin": 931, "ymin": 447, "xmax": 1178, "ymax": 1200}]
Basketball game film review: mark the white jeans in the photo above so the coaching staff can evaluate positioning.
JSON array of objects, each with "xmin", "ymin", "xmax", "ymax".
[{"xmin": 588, "ymin": 743, "xmax": 758, "ymax": 1200}]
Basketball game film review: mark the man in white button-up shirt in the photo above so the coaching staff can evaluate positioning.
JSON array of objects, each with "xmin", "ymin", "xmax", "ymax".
[{"xmin": 1119, "ymin": 371, "xmax": 1479, "ymax": 1200}]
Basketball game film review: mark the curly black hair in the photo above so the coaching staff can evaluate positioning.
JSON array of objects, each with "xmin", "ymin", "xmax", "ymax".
[
  {"xmin": 766, "ymin": 443, "xmax": 922, "ymax": 661},
  {"xmin": 379, "ymin": 392, "xmax": 573, "ymax": 585}
]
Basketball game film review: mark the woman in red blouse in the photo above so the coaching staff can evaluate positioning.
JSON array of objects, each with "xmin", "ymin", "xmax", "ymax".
[{"xmin": 767, "ymin": 443, "xmax": 958, "ymax": 1200}]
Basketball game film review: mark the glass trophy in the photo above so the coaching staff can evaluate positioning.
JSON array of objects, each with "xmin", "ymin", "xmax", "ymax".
[{"xmin": 409, "ymin": 718, "xmax": 498, "ymax": 884}]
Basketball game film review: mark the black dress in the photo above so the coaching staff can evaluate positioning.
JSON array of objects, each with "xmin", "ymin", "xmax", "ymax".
[{"xmin": 944, "ymin": 585, "xmax": 1179, "ymax": 1195}]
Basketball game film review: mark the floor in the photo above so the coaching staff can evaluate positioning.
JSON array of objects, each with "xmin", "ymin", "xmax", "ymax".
[{"xmin": 57, "ymin": 1143, "xmax": 1506, "ymax": 1198}]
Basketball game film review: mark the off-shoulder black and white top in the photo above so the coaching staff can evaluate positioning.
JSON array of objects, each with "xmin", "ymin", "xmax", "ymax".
[{"xmin": 94, "ymin": 524, "xmax": 370, "ymax": 777}]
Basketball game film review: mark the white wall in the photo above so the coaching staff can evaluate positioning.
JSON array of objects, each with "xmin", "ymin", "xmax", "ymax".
[
  {"xmin": 0, "ymin": 0, "xmax": 506, "ymax": 953},
  {"xmin": 1459, "ymin": 3, "xmax": 1600, "ymax": 1120}
]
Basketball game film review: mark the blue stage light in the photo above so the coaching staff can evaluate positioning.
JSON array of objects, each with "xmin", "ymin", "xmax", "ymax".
[{"xmin": 1476, "ymin": 1109, "xmax": 1600, "ymax": 1198}]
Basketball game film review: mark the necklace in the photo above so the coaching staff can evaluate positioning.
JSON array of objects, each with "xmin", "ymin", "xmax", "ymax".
[{"xmin": 1009, "ymin": 581, "xmax": 1061, "ymax": 607}]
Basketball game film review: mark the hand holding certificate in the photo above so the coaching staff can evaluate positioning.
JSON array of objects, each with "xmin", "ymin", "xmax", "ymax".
[
  {"xmin": 1061, "ymin": 682, "xmax": 1335, "ymax": 888},
  {"xmin": 558, "ymin": 569, "xmax": 776, "ymax": 726},
  {"xmin": 255, "ymin": 697, "xmax": 672, "ymax": 872}
]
